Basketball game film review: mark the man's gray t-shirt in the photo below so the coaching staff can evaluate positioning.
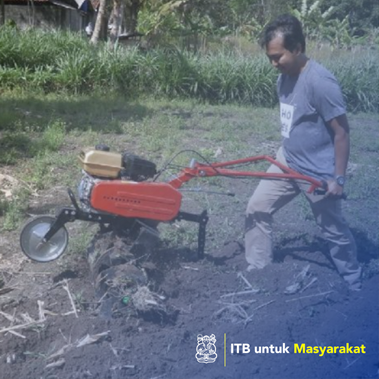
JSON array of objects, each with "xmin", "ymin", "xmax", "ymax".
[{"xmin": 277, "ymin": 59, "xmax": 346, "ymax": 180}]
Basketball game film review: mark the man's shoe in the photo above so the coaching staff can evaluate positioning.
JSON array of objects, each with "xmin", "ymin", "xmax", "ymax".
[
  {"xmin": 349, "ymin": 281, "xmax": 362, "ymax": 292},
  {"xmin": 247, "ymin": 265, "xmax": 256, "ymax": 272}
]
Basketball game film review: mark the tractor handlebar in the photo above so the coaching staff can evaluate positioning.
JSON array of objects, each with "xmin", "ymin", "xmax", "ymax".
[{"xmin": 168, "ymin": 156, "xmax": 346, "ymax": 199}]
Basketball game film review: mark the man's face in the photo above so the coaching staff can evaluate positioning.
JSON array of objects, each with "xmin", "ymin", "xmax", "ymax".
[{"xmin": 265, "ymin": 35, "xmax": 301, "ymax": 76}]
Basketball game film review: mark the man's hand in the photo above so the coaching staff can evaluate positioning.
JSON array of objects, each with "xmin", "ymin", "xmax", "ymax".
[{"xmin": 325, "ymin": 179, "xmax": 344, "ymax": 198}]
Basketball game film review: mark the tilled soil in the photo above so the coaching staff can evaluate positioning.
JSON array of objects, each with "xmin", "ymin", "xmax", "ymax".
[{"xmin": 0, "ymin": 218, "xmax": 378, "ymax": 379}]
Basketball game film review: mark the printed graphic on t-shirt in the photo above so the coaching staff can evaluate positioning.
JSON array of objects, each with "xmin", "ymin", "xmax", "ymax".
[{"xmin": 280, "ymin": 103, "xmax": 294, "ymax": 138}]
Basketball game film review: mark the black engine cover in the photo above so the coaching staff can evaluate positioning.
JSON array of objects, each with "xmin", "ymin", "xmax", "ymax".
[{"xmin": 121, "ymin": 153, "xmax": 157, "ymax": 181}]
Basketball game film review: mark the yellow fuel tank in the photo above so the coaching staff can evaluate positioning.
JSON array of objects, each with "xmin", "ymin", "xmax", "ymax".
[{"xmin": 78, "ymin": 149, "xmax": 122, "ymax": 178}]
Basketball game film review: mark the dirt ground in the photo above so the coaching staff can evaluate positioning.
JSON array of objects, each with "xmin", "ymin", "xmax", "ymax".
[{"xmin": 0, "ymin": 112, "xmax": 378, "ymax": 379}]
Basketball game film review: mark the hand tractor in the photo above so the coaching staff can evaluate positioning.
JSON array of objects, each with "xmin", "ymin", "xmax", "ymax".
[{"xmin": 20, "ymin": 145, "xmax": 329, "ymax": 263}]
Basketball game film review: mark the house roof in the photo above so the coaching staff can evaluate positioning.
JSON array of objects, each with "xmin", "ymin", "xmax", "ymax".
[
  {"xmin": 4, "ymin": 0, "xmax": 97, "ymax": 10},
  {"xmin": 49, "ymin": 0, "xmax": 79, "ymax": 10},
  {"xmin": 4, "ymin": 0, "xmax": 51, "ymax": 4}
]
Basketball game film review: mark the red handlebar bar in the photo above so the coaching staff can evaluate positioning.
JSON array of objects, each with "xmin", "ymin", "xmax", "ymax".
[{"xmin": 168, "ymin": 155, "xmax": 326, "ymax": 194}]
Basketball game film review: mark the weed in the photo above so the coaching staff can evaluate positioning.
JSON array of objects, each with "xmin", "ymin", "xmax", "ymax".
[
  {"xmin": 66, "ymin": 222, "xmax": 97, "ymax": 257},
  {"xmin": 159, "ymin": 221, "xmax": 199, "ymax": 250},
  {"xmin": 295, "ymin": 195, "xmax": 314, "ymax": 221},
  {"xmin": 106, "ymin": 119, "xmax": 124, "ymax": 134},
  {"xmin": 0, "ymin": 110, "xmax": 20, "ymax": 131},
  {"xmin": 36, "ymin": 120, "xmax": 66, "ymax": 152},
  {"xmin": 1, "ymin": 188, "xmax": 30, "ymax": 231},
  {"xmin": 362, "ymin": 259, "xmax": 379, "ymax": 279},
  {"xmin": 73, "ymin": 290, "xmax": 86, "ymax": 310},
  {"xmin": 0, "ymin": 119, "xmax": 66, "ymax": 164},
  {"xmin": 0, "ymin": 132, "xmax": 32, "ymax": 164},
  {"xmin": 27, "ymin": 154, "xmax": 54, "ymax": 190}
]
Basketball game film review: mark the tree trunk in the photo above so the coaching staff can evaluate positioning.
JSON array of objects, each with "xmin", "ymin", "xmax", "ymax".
[
  {"xmin": 1, "ymin": 0, "xmax": 5, "ymax": 26},
  {"xmin": 124, "ymin": 0, "xmax": 140, "ymax": 34},
  {"xmin": 109, "ymin": 0, "xmax": 122, "ymax": 44},
  {"xmin": 91, "ymin": 0, "xmax": 108, "ymax": 44},
  {"xmin": 26, "ymin": 0, "xmax": 36, "ymax": 27}
]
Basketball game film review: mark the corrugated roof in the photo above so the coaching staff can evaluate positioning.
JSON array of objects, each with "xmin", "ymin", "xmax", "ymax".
[
  {"xmin": 4, "ymin": 0, "xmax": 92, "ymax": 8},
  {"xmin": 49, "ymin": 0, "xmax": 77, "ymax": 9},
  {"xmin": 4, "ymin": 0, "xmax": 50, "ymax": 4}
]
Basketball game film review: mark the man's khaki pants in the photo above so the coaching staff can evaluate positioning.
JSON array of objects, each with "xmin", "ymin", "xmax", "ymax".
[{"xmin": 245, "ymin": 147, "xmax": 361, "ymax": 289}]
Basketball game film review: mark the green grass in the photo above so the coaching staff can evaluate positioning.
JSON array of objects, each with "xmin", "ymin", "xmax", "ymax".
[
  {"xmin": 1, "ymin": 188, "xmax": 30, "ymax": 231},
  {"xmin": 0, "ymin": 119, "xmax": 66, "ymax": 167}
]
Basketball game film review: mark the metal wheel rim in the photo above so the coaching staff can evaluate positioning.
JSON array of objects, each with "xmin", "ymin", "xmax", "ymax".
[{"xmin": 20, "ymin": 216, "xmax": 68, "ymax": 262}]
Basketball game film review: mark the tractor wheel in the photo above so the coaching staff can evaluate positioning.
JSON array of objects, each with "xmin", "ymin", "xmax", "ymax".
[{"xmin": 20, "ymin": 216, "xmax": 69, "ymax": 262}]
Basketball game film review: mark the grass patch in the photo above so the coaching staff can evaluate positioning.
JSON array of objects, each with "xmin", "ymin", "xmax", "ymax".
[
  {"xmin": 65, "ymin": 222, "xmax": 98, "ymax": 258},
  {"xmin": 36, "ymin": 119, "xmax": 66, "ymax": 152},
  {"xmin": 0, "ymin": 118, "xmax": 66, "ymax": 164},
  {"xmin": 0, "ymin": 132, "xmax": 32, "ymax": 164},
  {"xmin": 1, "ymin": 188, "xmax": 30, "ymax": 231}
]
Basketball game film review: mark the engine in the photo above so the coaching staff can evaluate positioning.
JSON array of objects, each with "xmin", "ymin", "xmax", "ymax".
[
  {"xmin": 78, "ymin": 171, "xmax": 99, "ymax": 213},
  {"xmin": 77, "ymin": 146, "xmax": 157, "ymax": 213},
  {"xmin": 121, "ymin": 152, "xmax": 157, "ymax": 182}
]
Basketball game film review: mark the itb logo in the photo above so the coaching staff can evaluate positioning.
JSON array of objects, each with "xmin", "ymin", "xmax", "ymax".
[{"xmin": 195, "ymin": 334, "xmax": 217, "ymax": 363}]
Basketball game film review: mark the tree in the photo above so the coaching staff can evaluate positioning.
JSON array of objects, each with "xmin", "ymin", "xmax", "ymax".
[
  {"xmin": 319, "ymin": 0, "xmax": 379, "ymax": 35},
  {"xmin": 109, "ymin": 0, "xmax": 122, "ymax": 43},
  {"xmin": 91, "ymin": 0, "xmax": 108, "ymax": 44},
  {"xmin": 290, "ymin": 0, "xmax": 379, "ymax": 34},
  {"xmin": 291, "ymin": 0, "xmax": 335, "ymax": 40},
  {"xmin": 89, "ymin": 0, "xmax": 379, "ymax": 46},
  {"xmin": 1, "ymin": 0, "xmax": 5, "ymax": 25},
  {"xmin": 124, "ymin": 0, "xmax": 142, "ymax": 34}
]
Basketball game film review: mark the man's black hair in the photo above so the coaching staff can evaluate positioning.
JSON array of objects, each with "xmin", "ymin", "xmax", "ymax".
[{"xmin": 260, "ymin": 14, "xmax": 306, "ymax": 53}]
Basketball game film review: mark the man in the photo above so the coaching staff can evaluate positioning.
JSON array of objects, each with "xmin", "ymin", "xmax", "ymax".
[{"xmin": 245, "ymin": 14, "xmax": 362, "ymax": 291}]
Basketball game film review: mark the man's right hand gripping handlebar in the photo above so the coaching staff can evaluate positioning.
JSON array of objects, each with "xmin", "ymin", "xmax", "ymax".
[{"xmin": 313, "ymin": 180, "xmax": 347, "ymax": 200}]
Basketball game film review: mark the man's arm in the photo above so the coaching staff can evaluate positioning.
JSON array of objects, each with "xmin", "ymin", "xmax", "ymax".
[{"xmin": 326, "ymin": 114, "xmax": 350, "ymax": 197}]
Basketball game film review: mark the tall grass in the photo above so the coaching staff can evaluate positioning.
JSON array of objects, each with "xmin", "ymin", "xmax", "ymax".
[
  {"xmin": 0, "ymin": 26, "xmax": 377, "ymax": 112},
  {"xmin": 325, "ymin": 55, "xmax": 378, "ymax": 113}
]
